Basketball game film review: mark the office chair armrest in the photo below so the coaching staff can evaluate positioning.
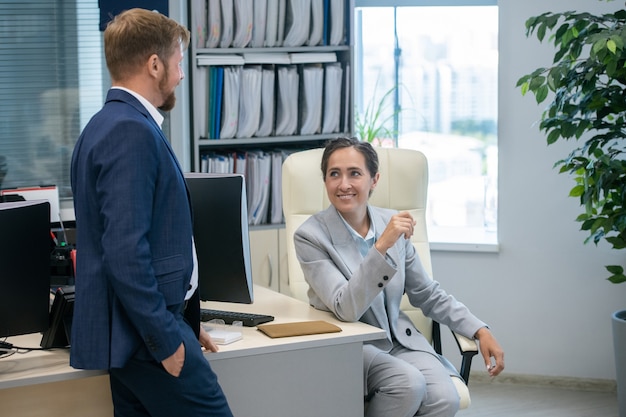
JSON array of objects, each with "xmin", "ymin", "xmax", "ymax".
[
  {"xmin": 453, "ymin": 332, "xmax": 478, "ymax": 353},
  {"xmin": 451, "ymin": 330, "xmax": 479, "ymax": 384}
]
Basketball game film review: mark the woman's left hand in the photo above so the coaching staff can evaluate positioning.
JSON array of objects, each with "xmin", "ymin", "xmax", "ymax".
[{"xmin": 474, "ymin": 327, "xmax": 504, "ymax": 376}]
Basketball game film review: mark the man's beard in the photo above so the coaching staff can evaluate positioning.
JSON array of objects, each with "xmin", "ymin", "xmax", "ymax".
[
  {"xmin": 158, "ymin": 66, "xmax": 177, "ymax": 112},
  {"xmin": 159, "ymin": 91, "xmax": 176, "ymax": 112}
]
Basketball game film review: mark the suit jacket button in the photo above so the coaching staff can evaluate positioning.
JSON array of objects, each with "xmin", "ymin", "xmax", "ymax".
[
  {"xmin": 406, "ymin": 328, "xmax": 412, "ymax": 336},
  {"xmin": 378, "ymin": 283, "xmax": 384, "ymax": 288},
  {"xmin": 383, "ymin": 275, "xmax": 389, "ymax": 281}
]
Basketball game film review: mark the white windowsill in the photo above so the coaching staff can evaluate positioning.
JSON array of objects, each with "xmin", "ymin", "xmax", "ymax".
[{"xmin": 428, "ymin": 226, "xmax": 499, "ymax": 253}]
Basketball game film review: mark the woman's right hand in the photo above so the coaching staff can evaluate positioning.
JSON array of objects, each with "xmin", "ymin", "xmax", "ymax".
[{"xmin": 375, "ymin": 211, "xmax": 416, "ymax": 255}]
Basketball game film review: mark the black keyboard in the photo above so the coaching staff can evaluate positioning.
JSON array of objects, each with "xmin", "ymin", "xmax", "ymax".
[{"xmin": 200, "ymin": 308, "xmax": 274, "ymax": 327}]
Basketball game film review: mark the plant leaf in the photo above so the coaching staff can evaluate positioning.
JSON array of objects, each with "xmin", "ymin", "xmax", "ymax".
[
  {"xmin": 547, "ymin": 128, "xmax": 561, "ymax": 144},
  {"xmin": 607, "ymin": 39, "xmax": 617, "ymax": 54},
  {"xmin": 569, "ymin": 184, "xmax": 585, "ymax": 197},
  {"xmin": 520, "ymin": 81, "xmax": 529, "ymax": 96},
  {"xmin": 606, "ymin": 265, "xmax": 624, "ymax": 275},
  {"xmin": 608, "ymin": 274, "xmax": 626, "ymax": 284},
  {"xmin": 535, "ymin": 85, "xmax": 549, "ymax": 103}
]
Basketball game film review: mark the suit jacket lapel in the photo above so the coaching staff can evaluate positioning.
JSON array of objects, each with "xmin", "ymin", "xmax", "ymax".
[
  {"xmin": 319, "ymin": 206, "xmax": 363, "ymax": 276},
  {"xmin": 320, "ymin": 206, "xmax": 391, "ymax": 334}
]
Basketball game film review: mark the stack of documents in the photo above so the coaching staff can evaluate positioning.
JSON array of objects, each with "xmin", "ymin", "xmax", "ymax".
[
  {"xmin": 197, "ymin": 53, "xmax": 336, "ymax": 66},
  {"xmin": 219, "ymin": 66, "xmax": 241, "ymax": 139},
  {"xmin": 257, "ymin": 67, "xmax": 276, "ymax": 137},
  {"xmin": 283, "ymin": 0, "xmax": 312, "ymax": 47},
  {"xmin": 206, "ymin": 0, "xmax": 221, "ymax": 48},
  {"xmin": 290, "ymin": 52, "xmax": 337, "ymax": 64},
  {"xmin": 246, "ymin": 150, "xmax": 272, "ymax": 225},
  {"xmin": 192, "ymin": 0, "xmax": 346, "ymax": 49},
  {"xmin": 322, "ymin": 63, "xmax": 343, "ymax": 133},
  {"xmin": 265, "ymin": 0, "xmax": 285, "ymax": 47},
  {"xmin": 197, "ymin": 55, "xmax": 244, "ymax": 66},
  {"xmin": 191, "ymin": 0, "xmax": 207, "ymax": 48},
  {"xmin": 200, "ymin": 61, "xmax": 347, "ymax": 140},
  {"xmin": 236, "ymin": 66, "xmax": 263, "ymax": 138},
  {"xmin": 299, "ymin": 65, "xmax": 324, "ymax": 135},
  {"xmin": 232, "ymin": 0, "xmax": 253, "ymax": 47},
  {"xmin": 198, "ymin": 149, "xmax": 292, "ymax": 225},
  {"xmin": 251, "ymin": 0, "xmax": 268, "ymax": 47},
  {"xmin": 328, "ymin": 0, "xmax": 345, "ymax": 46},
  {"xmin": 219, "ymin": 0, "xmax": 235, "ymax": 48},
  {"xmin": 275, "ymin": 66, "xmax": 299, "ymax": 136}
]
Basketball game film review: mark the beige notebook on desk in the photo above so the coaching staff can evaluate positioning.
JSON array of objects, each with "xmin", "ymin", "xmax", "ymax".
[{"xmin": 257, "ymin": 320, "xmax": 342, "ymax": 338}]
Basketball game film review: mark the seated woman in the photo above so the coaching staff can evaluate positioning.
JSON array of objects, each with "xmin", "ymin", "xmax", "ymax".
[{"xmin": 294, "ymin": 137, "xmax": 504, "ymax": 417}]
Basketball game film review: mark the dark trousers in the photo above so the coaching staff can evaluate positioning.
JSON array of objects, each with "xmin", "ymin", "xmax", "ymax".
[{"xmin": 109, "ymin": 317, "xmax": 232, "ymax": 417}]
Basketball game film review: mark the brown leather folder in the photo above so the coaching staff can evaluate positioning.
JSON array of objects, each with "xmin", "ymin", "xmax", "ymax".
[{"xmin": 257, "ymin": 320, "xmax": 342, "ymax": 338}]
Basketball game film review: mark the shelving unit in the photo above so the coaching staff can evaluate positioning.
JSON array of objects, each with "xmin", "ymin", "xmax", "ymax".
[
  {"xmin": 187, "ymin": 0, "xmax": 354, "ymax": 179},
  {"xmin": 186, "ymin": 1, "xmax": 354, "ymax": 294}
]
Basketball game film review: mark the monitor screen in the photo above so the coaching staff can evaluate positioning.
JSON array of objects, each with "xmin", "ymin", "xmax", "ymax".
[
  {"xmin": 184, "ymin": 173, "xmax": 254, "ymax": 304},
  {"xmin": 0, "ymin": 200, "xmax": 51, "ymax": 338}
]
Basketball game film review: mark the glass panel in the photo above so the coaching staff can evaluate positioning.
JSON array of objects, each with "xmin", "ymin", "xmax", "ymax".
[
  {"xmin": 355, "ymin": 5, "xmax": 498, "ymax": 242},
  {"xmin": 0, "ymin": 1, "xmax": 104, "ymax": 200}
]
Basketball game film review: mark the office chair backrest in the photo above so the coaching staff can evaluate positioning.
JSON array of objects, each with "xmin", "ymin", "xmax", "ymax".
[{"xmin": 282, "ymin": 146, "xmax": 434, "ymax": 342}]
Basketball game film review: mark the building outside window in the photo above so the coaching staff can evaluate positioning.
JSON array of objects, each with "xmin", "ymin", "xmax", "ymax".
[
  {"xmin": 2, "ymin": 1, "xmax": 497, "ymax": 245},
  {"xmin": 354, "ymin": 1, "xmax": 498, "ymax": 246}
]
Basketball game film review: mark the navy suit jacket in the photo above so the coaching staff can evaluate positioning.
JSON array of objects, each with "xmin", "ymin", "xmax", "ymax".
[{"xmin": 70, "ymin": 89, "xmax": 194, "ymax": 370}]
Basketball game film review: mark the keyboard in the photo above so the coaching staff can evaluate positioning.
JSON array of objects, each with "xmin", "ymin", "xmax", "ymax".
[{"xmin": 200, "ymin": 308, "xmax": 274, "ymax": 327}]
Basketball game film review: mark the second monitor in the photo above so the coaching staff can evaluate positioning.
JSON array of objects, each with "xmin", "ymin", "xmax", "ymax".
[{"xmin": 184, "ymin": 173, "xmax": 254, "ymax": 304}]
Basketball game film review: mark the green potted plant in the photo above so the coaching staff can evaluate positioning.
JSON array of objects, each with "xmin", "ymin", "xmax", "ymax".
[
  {"xmin": 516, "ymin": 3, "xmax": 626, "ymax": 414},
  {"xmin": 354, "ymin": 79, "xmax": 401, "ymax": 147}
]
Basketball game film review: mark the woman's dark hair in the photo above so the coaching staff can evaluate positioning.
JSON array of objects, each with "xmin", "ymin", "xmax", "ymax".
[{"xmin": 321, "ymin": 137, "xmax": 379, "ymax": 180}]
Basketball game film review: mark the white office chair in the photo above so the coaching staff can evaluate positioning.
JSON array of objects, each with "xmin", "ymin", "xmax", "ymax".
[{"xmin": 282, "ymin": 146, "xmax": 478, "ymax": 409}]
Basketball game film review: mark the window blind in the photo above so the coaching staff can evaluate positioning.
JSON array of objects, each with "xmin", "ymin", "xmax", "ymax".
[{"xmin": 0, "ymin": 1, "xmax": 103, "ymax": 199}]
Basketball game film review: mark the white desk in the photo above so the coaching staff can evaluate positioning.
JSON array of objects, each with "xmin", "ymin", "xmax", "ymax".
[{"xmin": 0, "ymin": 286, "xmax": 385, "ymax": 417}]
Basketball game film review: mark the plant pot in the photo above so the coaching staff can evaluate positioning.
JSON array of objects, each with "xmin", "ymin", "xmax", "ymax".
[{"xmin": 613, "ymin": 309, "xmax": 626, "ymax": 417}]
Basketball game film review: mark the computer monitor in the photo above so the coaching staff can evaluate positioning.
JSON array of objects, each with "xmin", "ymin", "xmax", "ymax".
[
  {"xmin": 184, "ymin": 173, "xmax": 254, "ymax": 304},
  {"xmin": 0, "ymin": 200, "xmax": 51, "ymax": 338}
]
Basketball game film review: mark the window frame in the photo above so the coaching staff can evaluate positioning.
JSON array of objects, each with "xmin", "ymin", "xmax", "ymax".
[{"xmin": 354, "ymin": 0, "xmax": 499, "ymax": 252}]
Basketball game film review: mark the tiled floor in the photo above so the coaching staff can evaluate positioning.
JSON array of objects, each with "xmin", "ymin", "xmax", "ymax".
[{"xmin": 458, "ymin": 379, "xmax": 619, "ymax": 417}]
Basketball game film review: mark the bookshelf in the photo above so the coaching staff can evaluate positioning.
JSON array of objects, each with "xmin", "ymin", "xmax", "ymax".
[
  {"xmin": 187, "ymin": 0, "xmax": 354, "ymax": 224},
  {"xmin": 186, "ymin": 1, "xmax": 354, "ymax": 294}
]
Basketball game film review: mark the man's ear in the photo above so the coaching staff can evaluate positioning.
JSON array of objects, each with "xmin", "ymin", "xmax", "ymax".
[{"xmin": 147, "ymin": 54, "xmax": 160, "ymax": 78}]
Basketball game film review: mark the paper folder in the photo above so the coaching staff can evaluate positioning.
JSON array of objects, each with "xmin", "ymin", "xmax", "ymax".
[{"xmin": 257, "ymin": 320, "xmax": 342, "ymax": 338}]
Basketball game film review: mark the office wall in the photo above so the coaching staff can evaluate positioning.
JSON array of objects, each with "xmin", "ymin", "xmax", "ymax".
[{"xmin": 432, "ymin": 0, "xmax": 625, "ymax": 382}]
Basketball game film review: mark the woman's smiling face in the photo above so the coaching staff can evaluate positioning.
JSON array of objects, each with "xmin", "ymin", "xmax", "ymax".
[{"xmin": 324, "ymin": 146, "xmax": 379, "ymax": 222}]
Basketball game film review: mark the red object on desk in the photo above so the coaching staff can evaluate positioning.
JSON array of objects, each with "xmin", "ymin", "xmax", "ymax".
[{"xmin": 70, "ymin": 249, "xmax": 77, "ymax": 277}]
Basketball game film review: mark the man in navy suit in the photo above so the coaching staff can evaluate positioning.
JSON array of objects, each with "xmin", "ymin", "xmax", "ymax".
[{"xmin": 70, "ymin": 8, "xmax": 232, "ymax": 416}]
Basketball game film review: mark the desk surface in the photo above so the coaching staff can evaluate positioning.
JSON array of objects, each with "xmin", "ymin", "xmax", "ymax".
[
  {"xmin": 1, "ymin": 286, "xmax": 384, "ymax": 390},
  {"xmin": 0, "ymin": 335, "xmax": 101, "ymax": 389},
  {"xmin": 201, "ymin": 285, "xmax": 385, "ymax": 360}
]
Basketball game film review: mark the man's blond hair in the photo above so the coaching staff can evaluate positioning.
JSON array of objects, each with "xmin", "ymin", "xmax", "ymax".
[{"xmin": 104, "ymin": 8, "xmax": 190, "ymax": 82}]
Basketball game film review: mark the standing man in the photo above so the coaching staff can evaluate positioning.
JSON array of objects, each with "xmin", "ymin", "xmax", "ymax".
[{"xmin": 70, "ymin": 8, "xmax": 232, "ymax": 416}]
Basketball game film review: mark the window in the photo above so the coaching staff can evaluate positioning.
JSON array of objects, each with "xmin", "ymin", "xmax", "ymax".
[
  {"xmin": 0, "ymin": 1, "xmax": 104, "ymax": 200},
  {"xmin": 354, "ymin": 1, "xmax": 498, "ymax": 247}
]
